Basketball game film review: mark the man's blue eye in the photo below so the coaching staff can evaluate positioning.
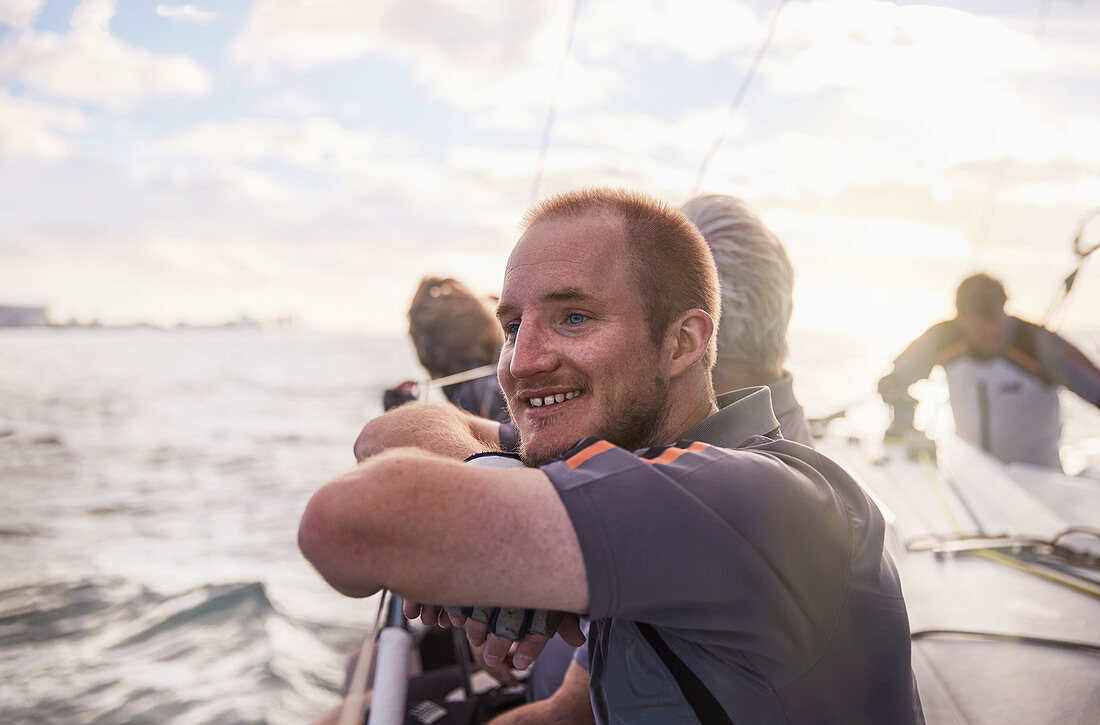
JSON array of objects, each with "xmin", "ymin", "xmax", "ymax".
[
  {"xmin": 567, "ymin": 313, "xmax": 588, "ymax": 325},
  {"xmin": 505, "ymin": 322, "xmax": 520, "ymax": 336}
]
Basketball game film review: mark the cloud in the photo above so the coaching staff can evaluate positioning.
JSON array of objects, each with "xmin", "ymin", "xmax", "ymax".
[
  {"xmin": 158, "ymin": 116, "xmax": 418, "ymax": 171},
  {"xmin": 227, "ymin": 0, "xmax": 776, "ymax": 140},
  {"xmin": 766, "ymin": 0, "xmax": 1041, "ymax": 97},
  {"xmin": 4, "ymin": 0, "xmax": 1098, "ymax": 335},
  {"xmin": 232, "ymin": 0, "xmax": 762, "ymax": 72},
  {"xmin": 229, "ymin": 0, "xmax": 758, "ymax": 130},
  {"xmin": 745, "ymin": 0, "xmax": 1100, "ymax": 167},
  {"xmin": 71, "ymin": 0, "xmax": 113, "ymax": 34},
  {"xmin": 574, "ymin": 0, "xmax": 763, "ymax": 65},
  {"xmin": 154, "ymin": 114, "xmax": 525, "ymax": 234},
  {"xmin": 252, "ymin": 87, "xmax": 324, "ymax": 117},
  {"xmin": 0, "ymin": 90, "xmax": 88, "ymax": 159},
  {"xmin": 232, "ymin": 1, "xmax": 546, "ymax": 71},
  {"xmin": 0, "ymin": 160, "xmax": 309, "ymax": 271},
  {"xmin": 156, "ymin": 4, "xmax": 219, "ymax": 24},
  {"xmin": 631, "ymin": 1, "xmax": 1100, "ymax": 202},
  {"xmin": 0, "ymin": 0, "xmax": 211, "ymax": 109},
  {"xmin": 230, "ymin": 1, "xmax": 589, "ymax": 127},
  {"xmin": 0, "ymin": 0, "xmax": 44, "ymax": 27}
]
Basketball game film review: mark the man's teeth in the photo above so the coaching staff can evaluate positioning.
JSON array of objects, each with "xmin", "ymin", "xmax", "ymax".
[{"xmin": 529, "ymin": 391, "xmax": 580, "ymax": 408}]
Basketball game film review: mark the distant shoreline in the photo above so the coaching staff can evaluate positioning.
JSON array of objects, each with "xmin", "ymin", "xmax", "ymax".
[{"xmin": 0, "ymin": 320, "xmax": 265, "ymax": 331}]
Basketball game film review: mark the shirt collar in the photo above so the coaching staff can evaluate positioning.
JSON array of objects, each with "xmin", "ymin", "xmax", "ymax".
[
  {"xmin": 680, "ymin": 386, "xmax": 780, "ymax": 448},
  {"xmin": 766, "ymin": 372, "xmax": 798, "ymax": 420}
]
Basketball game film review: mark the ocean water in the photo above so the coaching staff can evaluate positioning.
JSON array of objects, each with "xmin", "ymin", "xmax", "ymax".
[
  {"xmin": 1, "ymin": 327, "xmax": 1097, "ymax": 723},
  {"xmin": 0, "ymin": 330, "xmax": 420, "ymax": 724}
]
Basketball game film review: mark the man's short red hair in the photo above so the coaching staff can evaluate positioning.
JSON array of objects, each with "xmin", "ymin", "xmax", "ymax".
[{"xmin": 523, "ymin": 187, "xmax": 721, "ymax": 368}]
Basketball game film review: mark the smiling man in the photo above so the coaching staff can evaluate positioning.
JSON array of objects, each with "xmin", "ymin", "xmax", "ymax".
[{"xmin": 299, "ymin": 187, "xmax": 923, "ymax": 724}]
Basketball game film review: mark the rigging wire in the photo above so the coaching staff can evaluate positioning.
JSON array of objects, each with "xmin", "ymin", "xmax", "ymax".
[
  {"xmin": 339, "ymin": 590, "xmax": 392, "ymax": 725},
  {"xmin": 1040, "ymin": 206, "xmax": 1100, "ymax": 328},
  {"xmin": 416, "ymin": 364, "xmax": 498, "ymax": 402},
  {"xmin": 528, "ymin": 0, "xmax": 583, "ymax": 208},
  {"xmin": 911, "ymin": 629, "xmax": 1100, "ymax": 656},
  {"xmin": 910, "ymin": 445, "xmax": 1100, "ymax": 600},
  {"xmin": 687, "ymin": 0, "xmax": 790, "ymax": 201},
  {"xmin": 969, "ymin": 0, "xmax": 1052, "ymax": 267}
]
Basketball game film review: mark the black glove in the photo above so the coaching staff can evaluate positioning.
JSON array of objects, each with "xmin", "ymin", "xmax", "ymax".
[
  {"xmin": 446, "ymin": 605, "xmax": 565, "ymax": 639},
  {"xmin": 383, "ymin": 381, "xmax": 418, "ymax": 411}
]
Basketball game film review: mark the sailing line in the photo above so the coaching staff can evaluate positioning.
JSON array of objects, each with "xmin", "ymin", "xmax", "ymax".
[
  {"xmin": 528, "ymin": 0, "xmax": 584, "ymax": 208},
  {"xmin": 687, "ymin": 0, "xmax": 790, "ymax": 200}
]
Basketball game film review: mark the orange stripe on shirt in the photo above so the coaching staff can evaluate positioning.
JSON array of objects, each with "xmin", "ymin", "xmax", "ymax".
[
  {"xmin": 1004, "ymin": 346, "xmax": 1042, "ymax": 377},
  {"xmin": 565, "ymin": 439, "xmax": 615, "ymax": 469},
  {"xmin": 935, "ymin": 341, "xmax": 968, "ymax": 365},
  {"xmin": 643, "ymin": 440, "xmax": 710, "ymax": 466}
]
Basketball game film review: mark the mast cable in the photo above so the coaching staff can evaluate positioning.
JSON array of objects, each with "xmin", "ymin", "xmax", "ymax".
[
  {"xmin": 687, "ymin": 0, "xmax": 790, "ymax": 200},
  {"xmin": 528, "ymin": 0, "xmax": 583, "ymax": 208},
  {"xmin": 970, "ymin": 0, "xmax": 1052, "ymax": 267},
  {"xmin": 339, "ymin": 590, "xmax": 392, "ymax": 725},
  {"xmin": 1040, "ymin": 206, "xmax": 1100, "ymax": 328}
]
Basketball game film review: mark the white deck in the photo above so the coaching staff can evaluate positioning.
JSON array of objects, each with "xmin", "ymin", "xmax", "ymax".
[{"xmin": 817, "ymin": 433, "xmax": 1100, "ymax": 725}]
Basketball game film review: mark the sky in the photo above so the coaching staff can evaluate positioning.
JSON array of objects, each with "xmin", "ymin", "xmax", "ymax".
[{"xmin": 1, "ymin": 0, "xmax": 1098, "ymax": 350}]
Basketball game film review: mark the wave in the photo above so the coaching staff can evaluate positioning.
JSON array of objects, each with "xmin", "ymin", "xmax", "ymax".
[
  {"xmin": 0, "ymin": 429, "xmax": 65, "ymax": 447},
  {"xmin": 0, "ymin": 578, "xmax": 361, "ymax": 724},
  {"xmin": 0, "ymin": 524, "xmax": 40, "ymax": 538}
]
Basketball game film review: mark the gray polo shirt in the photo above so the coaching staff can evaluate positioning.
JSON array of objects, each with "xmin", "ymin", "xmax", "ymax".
[
  {"xmin": 767, "ymin": 372, "xmax": 812, "ymax": 447},
  {"xmin": 543, "ymin": 387, "xmax": 922, "ymax": 724}
]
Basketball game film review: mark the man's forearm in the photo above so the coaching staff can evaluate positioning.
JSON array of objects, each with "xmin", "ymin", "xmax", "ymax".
[
  {"xmin": 488, "ymin": 662, "xmax": 594, "ymax": 725},
  {"xmin": 487, "ymin": 698, "xmax": 560, "ymax": 725},
  {"xmin": 354, "ymin": 401, "xmax": 499, "ymax": 461},
  {"xmin": 300, "ymin": 447, "xmax": 440, "ymax": 598},
  {"xmin": 299, "ymin": 450, "xmax": 588, "ymax": 610}
]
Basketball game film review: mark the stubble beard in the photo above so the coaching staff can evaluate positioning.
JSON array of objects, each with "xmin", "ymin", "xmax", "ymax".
[{"xmin": 513, "ymin": 374, "xmax": 671, "ymax": 467}]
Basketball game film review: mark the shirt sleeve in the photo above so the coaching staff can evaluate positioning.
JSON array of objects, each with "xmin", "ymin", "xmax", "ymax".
[
  {"xmin": 878, "ymin": 322, "xmax": 950, "ymax": 400},
  {"xmin": 541, "ymin": 439, "xmax": 852, "ymax": 660},
  {"xmin": 571, "ymin": 623, "xmax": 590, "ymax": 672},
  {"xmin": 497, "ymin": 421, "xmax": 520, "ymax": 452},
  {"xmin": 1038, "ymin": 329, "xmax": 1100, "ymax": 406}
]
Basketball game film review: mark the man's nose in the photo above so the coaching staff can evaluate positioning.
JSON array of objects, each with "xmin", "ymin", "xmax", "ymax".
[{"xmin": 507, "ymin": 323, "xmax": 558, "ymax": 378}]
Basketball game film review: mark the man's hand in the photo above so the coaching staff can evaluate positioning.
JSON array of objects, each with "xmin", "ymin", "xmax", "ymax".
[
  {"xmin": 400, "ymin": 601, "xmax": 521, "ymax": 684},
  {"xmin": 403, "ymin": 600, "xmax": 585, "ymax": 672},
  {"xmin": 353, "ymin": 401, "xmax": 499, "ymax": 461},
  {"xmin": 486, "ymin": 660, "xmax": 595, "ymax": 724},
  {"xmin": 466, "ymin": 613, "xmax": 586, "ymax": 671},
  {"xmin": 402, "ymin": 600, "xmax": 467, "ymax": 628}
]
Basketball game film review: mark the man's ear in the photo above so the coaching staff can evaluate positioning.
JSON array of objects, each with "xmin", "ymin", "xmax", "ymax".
[{"xmin": 667, "ymin": 308, "xmax": 714, "ymax": 378}]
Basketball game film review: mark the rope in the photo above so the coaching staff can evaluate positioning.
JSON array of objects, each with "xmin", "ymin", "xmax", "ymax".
[
  {"xmin": 917, "ymin": 450, "xmax": 964, "ymax": 533},
  {"xmin": 974, "ymin": 549, "xmax": 1100, "ymax": 599},
  {"xmin": 1040, "ymin": 207, "xmax": 1099, "ymax": 328},
  {"xmin": 687, "ymin": 0, "xmax": 789, "ymax": 200},
  {"xmin": 417, "ymin": 364, "xmax": 499, "ymax": 402},
  {"xmin": 1072, "ymin": 208, "xmax": 1100, "ymax": 258},
  {"xmin": 339, "ymin": 590, "xmax": 392, "ymax": 725},
  {"xmin": 528, "ymin": 0, "xmax": 583, "ymax": 208},
  {"xmin": 914, "ymin": 448, "xmax": 1100, "ymax": 601},
  {"xmin": 912, "ymin": 628, "xmax": 1100, "ymax": 656},
  {"xmin": 970, "ymin": 0, "xmax": 1052, "ymax": 266}
]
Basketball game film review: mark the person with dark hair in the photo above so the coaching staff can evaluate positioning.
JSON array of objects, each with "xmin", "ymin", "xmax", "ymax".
[
  {"xmin": 383, "ymin": 276, "xmax": 511, "ymax": 424},
  {"xmin": 878, "ymin": 272, "xmax": 1100, "ymax": 469},
  {"xmin": 301, "ymin": 187, "xmax": 922, "ymax": 724}
]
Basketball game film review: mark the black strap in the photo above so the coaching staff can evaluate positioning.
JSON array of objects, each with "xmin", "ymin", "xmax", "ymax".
[{"xmin": 636, "ymin": 622, "xmax": 734, "ymax": 724}]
